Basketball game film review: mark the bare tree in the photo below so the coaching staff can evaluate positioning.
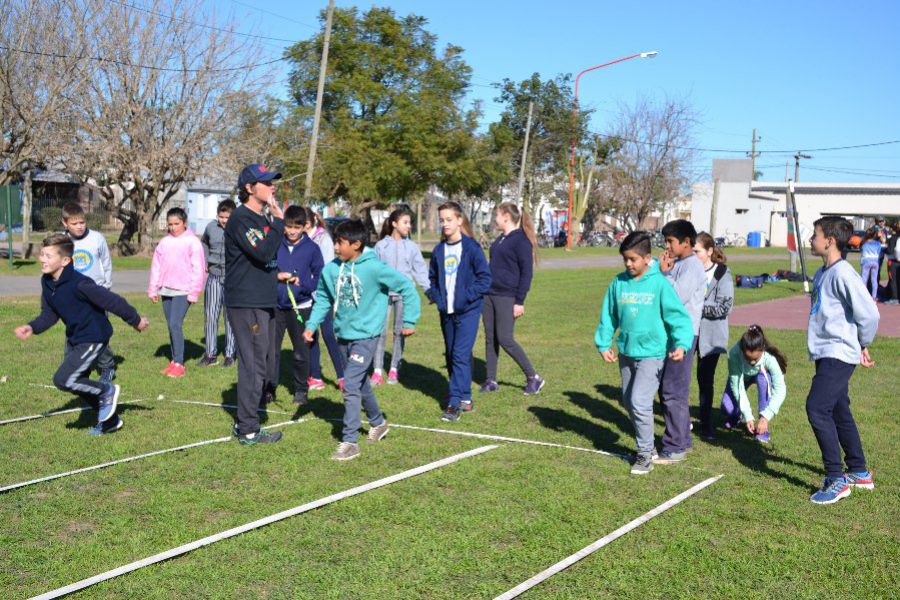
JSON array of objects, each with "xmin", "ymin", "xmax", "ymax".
[{"xmin": 594, "ymin": 98, "xmax": 698, "ymax": 231}]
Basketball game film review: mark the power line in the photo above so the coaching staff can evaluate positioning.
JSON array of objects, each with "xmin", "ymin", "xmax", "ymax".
[
  {"xmin": 227, "ymin": 0, "xmax": 317, "ymax": 29},
  {"xmin": 592, "ymin": 131, "xmax": 900, "ymax": 155},
  {"xmin": 802, "ymin": 165, "xmax": 900, "ymax": 179},
  {"xmin": 0, "ymin": 44, "xmax": 284, "ymax": 73}
]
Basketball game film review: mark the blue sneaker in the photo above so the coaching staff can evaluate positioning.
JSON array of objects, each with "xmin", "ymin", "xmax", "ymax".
[
  {"xmin": 845, "ymin": 470, "xmax": 875, "ymax": 490},
  {"xmin": 97, "ymin": 384, "xmax": 120, "ymax": 423},
  {"xmin": 524, "ymin": 374, "xmax": 545, "ymax": 395},
  {"xmin": 810, "ymin": 476, "xmax": 851, "ymax": 504},
  {"xmin": 441, "ymin": 405, "xmax": 461, "ymax": 422},
  {"xmin": 755, "ymin": 431, "xmax": 770, "ymax": 444},
  {"xmin": 88, "ymin": 414, "xmax": 123, "ymax": 435}
]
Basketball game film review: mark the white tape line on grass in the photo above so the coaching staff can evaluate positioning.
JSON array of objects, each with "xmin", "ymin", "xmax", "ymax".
[
  {"xmin": 170, "ymin": 399, "xmax": 293, "ymax": 415},
  {"xmin": 31, "ymin": 444, "xmax": 500, "ymax": 600},
  {"xmin": 493, "ymin": 474, "xmax": 723, "ymax": 600},
  {"xmin": 0, "ymin": 418, "xmax": 308, "ymax": 494},
  {"xmin": 0, "ymin": 398, "xmax": 151, "ymax": 426}
]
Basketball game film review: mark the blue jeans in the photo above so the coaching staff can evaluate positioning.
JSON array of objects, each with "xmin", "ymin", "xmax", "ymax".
[
  {"xmin": 162, "ymin": 295, "xmax": 190, "ymax": 364},
  {"xmin": 339, "ymin": 336, "xmax": 385, "ymax": 443},
  {"xmin": 440, "ymin": 308, "xmax": 481, "ymax": 407},
  {"xmin": 861, "ymin": 261, "xmax": 879, "ymax": 298}
]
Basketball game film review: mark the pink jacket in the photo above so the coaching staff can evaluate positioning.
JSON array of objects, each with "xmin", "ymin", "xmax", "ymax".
[{"xmin": 148, "ymin": 229, "xmax": 206, "ymax": 302}]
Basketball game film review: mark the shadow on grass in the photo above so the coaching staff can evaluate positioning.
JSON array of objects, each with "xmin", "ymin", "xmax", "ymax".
[
  {"xmin": 528, "ymin": 390, "xmax": 633, "ymax": 456},
  {"xmin": 64, "ymin": 401, "xmax": 152, "ymax": 431},
  {"xmin": 154, "ymin": 341, "xmax": 205, "ymax": 363},
  {"xmin": 397, "ymin": 360, "xmax": 449, "ymax": 407},
  {"xmin": 218, "ymin": 382, "xmax": 273, "ymax": 428}
]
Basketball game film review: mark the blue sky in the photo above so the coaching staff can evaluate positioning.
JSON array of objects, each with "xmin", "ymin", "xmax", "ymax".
[{"xmin": 212, "ymin": 0, "xmax": 900, "ymax": 183}]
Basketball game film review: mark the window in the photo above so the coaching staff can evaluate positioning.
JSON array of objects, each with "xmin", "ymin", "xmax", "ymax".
[{"xmin": 735, "ymin": 209, "xmax": 749, "ymax": 215}]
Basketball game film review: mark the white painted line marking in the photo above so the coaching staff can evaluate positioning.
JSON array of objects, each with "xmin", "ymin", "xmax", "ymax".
[
  {"xmin": 171, "ymin": 399, "xmax": 293, "ymax": 415},
  {"xmin": 493, "ymin": 475, "xmax": 724, "ymax": 600},
  {"xmin": 0, "ymin": 419, "xmax": 308, "ymax": 494},
  {"xmin": 31, "ymin": 444, "xmax": 500, "ymax": 600},
  {"xmin": 0, "ymin": 398, "xmax": 151, "ymax": 426}
]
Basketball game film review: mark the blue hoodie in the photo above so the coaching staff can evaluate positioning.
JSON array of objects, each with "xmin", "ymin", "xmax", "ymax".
[
  {"xmin": 276, "ymin": 233, "xmax": 325, "ymax": 309},
  {"xmin": 427, "ymin": 234, "xmax": 492, "ymax": 314}
]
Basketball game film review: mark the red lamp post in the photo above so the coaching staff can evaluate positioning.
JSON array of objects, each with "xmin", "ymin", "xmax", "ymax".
[{"xmin": 567, "ymin": 51, "xmax": 658, "ymax": 250}]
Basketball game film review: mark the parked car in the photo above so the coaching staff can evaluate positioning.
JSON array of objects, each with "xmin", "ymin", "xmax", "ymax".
[{"xmin": 847, "ymin": 230, "xmax": 866, "ymax": 252}]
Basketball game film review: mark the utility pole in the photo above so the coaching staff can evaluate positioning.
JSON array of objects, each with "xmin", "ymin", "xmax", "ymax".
[
  {"xmin": 516, "ymin": 100, "xmax": 533, "ymax": 206},
  {"xmin": 303, "ymin": 0, "xmax": 336, "ymax": 202},
  {"xmin": 748, "ymin": 129, "xmax": 760, "ymax": 179},
  {"xmin": 794, "ymin": 152, "xmax": 812, "ymax": 183}
]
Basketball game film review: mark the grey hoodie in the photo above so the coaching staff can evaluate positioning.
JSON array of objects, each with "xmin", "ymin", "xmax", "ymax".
[
  {"xmin": 374, "ymin": 236, "xmax": 429, "ymax": 290},
  {"xmin": 808, "ymin": 259, "xmax": 880, "ymax": 364},
  {"xmin": 698, "ymin": 263, "xmax": 733, "ymax": 357},
  {"xmin": 665, "ymin": 253, "xmax": 706, "ymax": 335},
  {"xmin": 201, "ymin": 220, "xmax": 227, "ymax": 277}
]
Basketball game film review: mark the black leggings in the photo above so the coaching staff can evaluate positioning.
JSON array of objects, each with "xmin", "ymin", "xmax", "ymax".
[
  {"xmin": 482, "ymin": 294, "xmax": 535, "ymax": 381},
  {"xmin": 696, "ymin": 352, "xmax": 721, "ymax": 435}
]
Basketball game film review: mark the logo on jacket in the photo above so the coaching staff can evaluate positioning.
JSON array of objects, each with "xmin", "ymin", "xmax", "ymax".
[
  {"xmin": 245, "ymin": 227, "xmax": 266, "ymax": 248},
  {"xmin": 72, "ymin": 249, "xmax": 94, "ymax": 272}
]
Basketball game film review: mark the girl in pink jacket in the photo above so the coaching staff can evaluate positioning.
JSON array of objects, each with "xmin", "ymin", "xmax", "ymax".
[{"xmin": 148, "ymin": 208, "xmax": 206, "ymax": 377}]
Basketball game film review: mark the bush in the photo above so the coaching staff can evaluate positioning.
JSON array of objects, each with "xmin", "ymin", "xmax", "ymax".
[{"xmin": 38, "ymin": 206, "xmax": 105, "ymax": 232}]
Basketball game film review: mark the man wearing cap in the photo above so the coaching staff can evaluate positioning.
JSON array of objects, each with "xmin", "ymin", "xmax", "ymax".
[{"xmin": 225, "ymin": 163, "xmax": 285, "ymax": 445}]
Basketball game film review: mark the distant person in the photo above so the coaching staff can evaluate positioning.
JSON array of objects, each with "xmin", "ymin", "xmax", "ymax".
[
  {"xmin": 372, "ymin": 207, "xmax": 429, "ymax": 386},
  {"xmin": 887, "ymin": 222, "xmax": 900, "ymax": 305},
  {"xmin": 148, "ymin": 207, "xmax": 206, "ymax": 378},
  {"xmin": 595, "ymin": 231, "xmax": 693, "ymax": 475},
  {"xmin": 693, "ymin": 232, "xmax": 733, "ymax": 439},
  {"xmin": 14, "ymin": 234, "xmax": 149, "ymax": 434},
  {"xmin": 720, "ymin": 326, "xmax": 787, "ymax": 443},
  {"xmin": 859, "ymin": 229, "xmax": 881, "ymax": 300},
  {"xmin": 303, "ymin": 219, "xmax": 421, "ymax": 461},
  {"xmin": 61, "ymin": 202, "xmax": 116, "ymax": 384},
  {"xmin": 873, "ymin": 216, "xmax": 888, "ymax": 275},
  {"xmin": 224, "ymin": 163, "xmax": 285, "ymax": 446},
  {"xmin": 805, "ymin": 216, "xmax": 879, "ymax": 504},
  {"xmin": 199, "ymin": 199, "xmax": 237, "ymax": 368}
]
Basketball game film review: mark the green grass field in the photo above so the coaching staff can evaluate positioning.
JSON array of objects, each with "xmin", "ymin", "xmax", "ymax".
[{"xmin": 0, "ymin": 265, "xmax": 897, "ymax": 598}]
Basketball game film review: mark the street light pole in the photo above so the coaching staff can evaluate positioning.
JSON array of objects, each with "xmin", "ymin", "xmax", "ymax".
[{"xmin": 567, "ymin": 51, "xmax": 657, "ymax": 250}]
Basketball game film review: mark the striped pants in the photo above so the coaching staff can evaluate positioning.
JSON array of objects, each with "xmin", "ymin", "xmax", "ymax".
[
  {"xmin": 54, "ymin": 341, "xmax": 107, "ymax": 401},
  {"xmin": 204, "ymin": 274, "xmax": 235, "ymax": 358}
]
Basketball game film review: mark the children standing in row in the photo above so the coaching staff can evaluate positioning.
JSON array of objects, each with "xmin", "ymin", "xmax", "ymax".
[
  {"xmin": 372, "ymin": 207, "xmax": 430, "ymax": 385},
  {"xmin": 61, "ymin": 202, "xmax": 117, "ymax": 384},
  {"xmin": 199, "ymin": 199, "xmax": 236, "ymax": 368},
  {"xmin": 270, "ymin": 206, "xmax": 324, "ymax": 405},
  {"xmin": 427, "ymin": 201, "xmax": 492, "ymax": 422},
  {"xmin": 806, "ymin": 216, "xmax": 879, "ymax": 504},
  {"xmin": 15, "ymin": 234, "xmax": 150, "ymax": 434},
  {"xmin": 148, "ymin": 208, "xmax": 206, "ymax": 378},
  {"xmin": 481, "ymin": 202, "xmax": 544, "ymax": 395},
  {"xmin": 303, "ymin": 220, "xmax": 421, "ymax": 461},
  {"xmin": 656, "ymin": 219, "xmax": 707, "ymax": 464},
  {"xmin": 694, "ymin": 232, "xmax": 733, "ymax": 439},
  {"xmin": 595, "ymin": 232, "xmax": 694, "ymax": 475},
  {"xmin": 720, "ymin": 325, "xmax": 787, "ymax": 443}
]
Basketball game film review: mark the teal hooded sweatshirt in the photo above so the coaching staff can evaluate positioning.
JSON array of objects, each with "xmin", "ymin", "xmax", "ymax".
[
  {"xmin": 306, "ymin": 248, "xmax": 422, "ymax": 341},
  {"xmin": 594, "ymin": 262, "xmax": 694, "ymax": 359}
]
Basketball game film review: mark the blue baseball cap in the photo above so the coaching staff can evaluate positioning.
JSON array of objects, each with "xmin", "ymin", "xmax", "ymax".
[{"xmin": 238, "ymin": 164, "xmax": 282, "ymax": 188}]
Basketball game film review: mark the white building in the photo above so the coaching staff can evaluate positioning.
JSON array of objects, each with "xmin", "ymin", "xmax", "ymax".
[{"xmin": 691, "ymin": 159, "xmax": 900, "ymax": 246}]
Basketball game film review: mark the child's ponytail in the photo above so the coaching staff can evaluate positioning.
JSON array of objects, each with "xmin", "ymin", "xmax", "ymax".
[{"xmin": 739, "ymin": 324, "xmax": 788, "ymax": 373}]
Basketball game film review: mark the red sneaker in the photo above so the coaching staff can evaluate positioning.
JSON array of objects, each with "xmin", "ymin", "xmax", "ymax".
[
  {"xmin": 160, "ymin": 361, "xmax": 175, "ymax": 375},
  {"xmin": 167, "ymin": 363, "xmax": 186, "ymax": 378},
  {"xmin": 370, "ymin": 372, "xmax": 384, "ymax": 386},
  {"xmin": 338, "ymin": 378, "xmax": 344, "ymax": 391},
  {"xmin": 308, "ymin": 377, "xmax": 325, "ymax": 390}
]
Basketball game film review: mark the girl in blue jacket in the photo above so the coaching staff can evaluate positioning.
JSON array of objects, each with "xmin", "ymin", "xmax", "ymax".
[{"xmin": 427, "ymin": 202, "xmax": 492, "ymax": 422}]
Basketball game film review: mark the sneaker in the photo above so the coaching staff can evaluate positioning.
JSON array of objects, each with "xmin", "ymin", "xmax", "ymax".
[
  {"xmin": 755, "ymin": 431, "xmax": 771, "ymax": 444},
  {"xmin": 460, "ymin": 399, "xmax": 474, "ymax": 413},
  {"xmin": 387, "ymin": 369, "xmax": 399, "ymax": 385},
  {"xmin": 167, "ymin": 363, "xmax": 186, "ymax": 378},
  {"xmin": 308, "ymin": 377, "xmax": 325, "ymax": 390},
  {"xmin": 197, "ymin": 355, "xmax": 218, "ymax": 367},
  {"xmin": 810, "ymin": 476, "xmax": 851, "ymax": 504},
  {"xmin": 845, "ymin": 470, "xmax": 875, "ymax": 490},
  {"xmin": 631, "ymin": 452, "xmax": 654, "ymax": 475},
  {"xmin": 97, "ymin": 384, "xmax": 120, "ymax": 423},
  {"xmin": 338, "ymin": 378, "xmax": 344, "ymax": 392},
  {"xmin": 370, "ymin": 372, "xmax": 384, "ymax": 386},
  {"xmin": 331, "ymin": 441, "xmax": 360, "ymax": 461},
  {"xmin": 88, "ymin": 414, "xmax": 124, "ymax": 435},
  {"xmin": 292, "ymin": 391, "xmax": 308, "ymax": 406},
  {"xmin": 652, "ymin": 450, "xmax": 687, "ymax": 464},
  {"xmin": 238, "ymin": 428, "xmax": 283, "ymax": 446},
  {"xmin": 367, "ymin": 421, "xmax": 389, "ymax": 443},
  {"xmin": 222, "ymin": 357, "xmax": 235, "ymax": 368},
  {"xmin": 441, "ymin": 405, "xmax": 461, "ymax": 422},
  {"xmin": 160, "ymin": 361, "xmax": 175, "ymax": 375},
  {"xmin": 884, "ymin": 299, "xmax": 899, "ymax": 305},
  {"xmin": 479, "ymin": 380, "xmax": 499, "ymax": 393},
  {"xmin": 524, "ymin": 374, "xmax": 545, "ymax": 395},
  {"xmin": 99, "ymin": 368, "xmax": 116, "ymax": 384},
  {"xmin": 232, "ymin": 423, "xmax": 240, "ymax": 437}
]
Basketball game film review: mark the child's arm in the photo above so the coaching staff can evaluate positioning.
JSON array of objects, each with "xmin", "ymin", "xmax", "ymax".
[
  {"xmin": 98, "ymin": 235, "xmax": 113, "ymax": 289},
  {"xmin": 726, "ymin": 346, "xmax": 754, "ymax": 424},
  {"xmin": 16, "ymin": 296, "xmax": 60, "ymax": 339},
  {"xmin": 379, "ymin": 262, "xmax": 421, "ymax": 333},
  {"xmin": 303, "ymin": 266, "xmax": 335, "ymax": 341},
  {"xmin": 300, "ymin": 248, "xmax": 325, "ymax": 296},
  {"xmin": 838, "ymin": 270, "xmax": 881, "ymax": 365},
  {"xmin": 425, "ymin": 248, "xmax": 440, "ymax": 304},
  {"xmin": 411, "ymin": 244, "xmax": 430, "ymax": 291},
  {"xmin": 594, "ymin": 282, "xmax": 618, "ymax": 360},
  {"xmin": 188, "ymin": 237, "xmax": 206, "ymax": 303},
  {"xmin": 77, "ymin": 279, "xmax": 143, "ymax": 328},
  {"xmin": 760, "ymin": 355, "xmax": 786, "ymax": 422},
  {"xmin": 515, "ymin": 237, "xmax": 534, "ymax": 307},
  {"xmin": 148, "ymin": 243, "xmax": 162, "ymax": 301},
  {"xmin": 466, "ymin": 244, "xmax": 493, "ymax": 303},
  {"xmin": 659, "ymin": 280, "xmax": 694, "ymax": 355},
  {"xmin": 703, "ymin": 271, "xmax": 734, "ymax": 319}
]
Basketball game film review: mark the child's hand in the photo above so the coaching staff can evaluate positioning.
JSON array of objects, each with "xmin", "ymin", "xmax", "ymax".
[
  {"xmin": 134, "ymin": 317, "xmax": 150, "ymax": 332},
  {"xmin": 600, "ymin": 349, "xmax": 616, "ymax": 363},
  {"xmin": 668, "ymin": 347, "xmax": 685, "ymax": 361},
  {"xmin": 860, "ymin": 347, "xmax": 875, "ymax": 368},
  {"xmin": 14, "ymin": 325, "xmax": 33, "ymax": 341},
  {"xmin": 756, "ymin": 416, "xmax": 769, "ymax": 435},
  {"xmin": 658, "ymin": 251, "xmax": 674, "ymax": 272},
  {"xmin": 401, "ymin": 328, "xmax": 416, "ymax": 337},
  {"xmin": 303, "ymin": 329, "xmax": 315, "ymax": 344},
  {"xmin": 149, "ymin": 295, "xmax": 159, "ymax": 304},
  {"xmin": 746, "ymin": 420, "xmax": 756, "ymax": 434},
  {"xmin": 513, "ymin": 304, "xmax": 525, "ymax": 319}
]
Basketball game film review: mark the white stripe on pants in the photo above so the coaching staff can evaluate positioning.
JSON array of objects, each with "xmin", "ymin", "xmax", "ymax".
[{"xmin": 204, "ymin": 274, "xmax": 235, "ymax": 358}]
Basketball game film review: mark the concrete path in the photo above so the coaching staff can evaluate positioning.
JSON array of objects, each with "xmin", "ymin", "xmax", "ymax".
[{"xmin": 730, "ymin": 294, "xmax": 900, "ymax": 338}]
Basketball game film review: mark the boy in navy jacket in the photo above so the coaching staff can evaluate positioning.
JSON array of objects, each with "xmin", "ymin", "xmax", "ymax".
[
  {"xmin": 268, "ymin": 206, "xmax": 325, "ymax": 405},
  {"xmin": 14, "ymin": 234, "xmax": 150, "ymax": 434}
]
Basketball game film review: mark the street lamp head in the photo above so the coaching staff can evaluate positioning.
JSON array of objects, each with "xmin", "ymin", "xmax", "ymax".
[{"xmin": 640, "ymin": 51, "xmax": 659, "ymax": 58}]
